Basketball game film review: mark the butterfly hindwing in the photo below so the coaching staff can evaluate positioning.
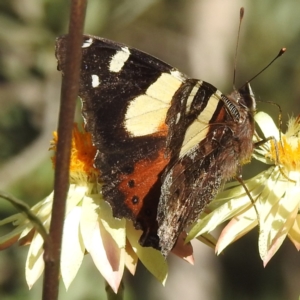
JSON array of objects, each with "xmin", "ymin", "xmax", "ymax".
[{"xmin": 158, "ymin": 84, "xmax": 256, "ymax": 255}]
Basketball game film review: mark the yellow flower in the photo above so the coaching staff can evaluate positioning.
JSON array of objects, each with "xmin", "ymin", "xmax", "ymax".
[
  {"xmin": 187, "ymin": 112, "xmax": 300, "ymax": 266},
  {"xmin": 0, "ymin": 124, "xmax": 172, "ymax": 292}
]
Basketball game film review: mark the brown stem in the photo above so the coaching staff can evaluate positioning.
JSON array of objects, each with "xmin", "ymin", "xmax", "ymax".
[{"xmin": 42, "ymin": 1, "xmax": 87, "ymax": 299}]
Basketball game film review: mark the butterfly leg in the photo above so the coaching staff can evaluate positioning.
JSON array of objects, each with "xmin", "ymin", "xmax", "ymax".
[{"xmin": 234, "ymin": 166, "xmax": 260, "ymax": 225}]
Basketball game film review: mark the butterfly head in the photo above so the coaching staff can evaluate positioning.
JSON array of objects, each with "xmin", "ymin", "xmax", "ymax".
[{"xmin": 236, "ymin": 82, "xmax": 256, "ymax": 113}]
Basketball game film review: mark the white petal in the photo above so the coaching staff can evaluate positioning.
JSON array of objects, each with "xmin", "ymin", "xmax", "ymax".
[
  {"xmin": 255, "ymin": 112, "xmax": 280, "ymax": 140},
  {"xmin": 188, "ymin": 196, "xmax": 252, "ymax": 239},
  {"xmin": 126, "ymin": 222, "xmax": 168, "ymax": 285},
  {"xmin": 0, "ymin": 213, "xmax": 25, "ymax": 226},
  {"xmin": 188, "ymin": 168, "xmax": 274, "ymax": 241},
  {"xmin": 98, "ymin": 199, "xmax": 126, "ymax": 249},
  {"xmin": 252, "ymin": 149, "xmax": 274, "ymax": 165},
  {"xmin": 20, "ymin": 224, "xmax": 34, "ymax": 239},
  {"xmin": 258, "ymin": 173, "xmax": 299, "ymax": 260},
  {"xmin": 32, "ymin": 192, "xmax": 53, "ymax": 218},
  {"xmin": 80, "ymin": 195, "xmax": 99, "ymax": 252},
  {"xmin": 216, "ymin": 210, "xmax": 257, "ymax": 254},
  {"xmin": 25, "ymin": 232, "xmax": 44, "ymax": 288},
  {"xmin": 61, "ymin": 206, "xmax": 85, "ymax": 289},
  {"xmin": 124, "ymin": 243, "xmax": 138, "ymax": 275},
  {"xmin": 89, "ymin": 220, "xmax": 124, "ymax": 293},
  {"xmin": 0, "ymin": 223, "xmax": 29, "ymax": 244},
  {"xmin": 288, "ymin": 215, "xmax": 300, "ymax": 250},
  {"xmin": 65, "ymin": 185, "xmax": 87, "ymax": 214}
]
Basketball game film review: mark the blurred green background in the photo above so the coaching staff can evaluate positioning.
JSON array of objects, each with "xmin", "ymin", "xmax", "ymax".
[{"xmin": 0, "ymin": 0, "xmax": 300, "ymax": 299}]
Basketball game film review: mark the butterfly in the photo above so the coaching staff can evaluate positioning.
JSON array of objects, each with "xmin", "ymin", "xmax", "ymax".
[{"xmin": 55, "ymin": 34, "xmax": 255, "ymax": 257}]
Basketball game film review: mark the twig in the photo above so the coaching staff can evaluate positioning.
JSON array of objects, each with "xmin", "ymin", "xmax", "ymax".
[{"xmin": 42, "ymin": 1, "xmax": 87, "ymax": 299}]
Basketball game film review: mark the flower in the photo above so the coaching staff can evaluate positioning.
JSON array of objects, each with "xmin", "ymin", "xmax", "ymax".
[
  {"xmin": 187, "ymin": 112, "xmax": 300, "ymax": 266},
  {"xmin": 0, "ymin": 124, "xmax": 201, "ymax": 293}
]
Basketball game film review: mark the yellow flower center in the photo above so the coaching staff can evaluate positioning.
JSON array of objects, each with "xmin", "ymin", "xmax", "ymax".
[
  {"xmin": 266, "ymin": 116, "xmax": 300, "ymax": 172},
  {"xmin": 50, "ymin": 124, "xmax": 99, "ymax": 181}
]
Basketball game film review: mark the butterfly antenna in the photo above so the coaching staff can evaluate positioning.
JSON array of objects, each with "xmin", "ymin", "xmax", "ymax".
[
  {"xmin": 245, "ymin": 47, "xmax": 286, "ymax": 85},
  {"xmin": 233, "ymin": 7, "xmax": 245, "ymax": 89}
]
